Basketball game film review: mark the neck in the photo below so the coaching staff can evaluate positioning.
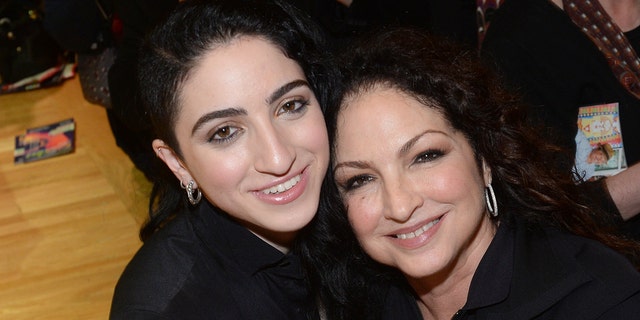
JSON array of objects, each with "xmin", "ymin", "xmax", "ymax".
[
  {"xmin": 553, "ymin": 0, "xmax": 640, "ymax": 31},
  {"xmin": 599, "ymin": 0, "xmax": 640, "ymax": 31}
]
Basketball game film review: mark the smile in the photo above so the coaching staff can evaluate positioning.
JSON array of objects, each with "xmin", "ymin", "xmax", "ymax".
[
  {"xmin": 261, "ymin": 175, "xmax": 302, "ymax": 195},
  {"xmin": 395, "ymin": 217, "xmax": 441, "ymax": 239}
]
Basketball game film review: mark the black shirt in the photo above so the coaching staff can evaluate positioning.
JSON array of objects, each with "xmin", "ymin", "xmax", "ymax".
[
  {"xmin": 455, "ymin": 219, "xmax": 640, "ymax": 319},
  {"xmin": 110, "ymin": 201, "xmax": 318, "ymax": 319}
]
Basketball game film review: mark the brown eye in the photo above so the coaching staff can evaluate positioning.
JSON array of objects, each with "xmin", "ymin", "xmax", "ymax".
[
  {"xmin": 282, "ymin": 101, "xmax": 297, "ymax": 112},
  {"xmin": 208, "ymin": 126, "xmax": 240, "ymax": 143},
  {"xmin": 276, "ymin": 98, "xmax": 309, "ymax": 116},
  {"xmin": 217, "ymin": 127, "xmax": 231, "ymax": 138}
]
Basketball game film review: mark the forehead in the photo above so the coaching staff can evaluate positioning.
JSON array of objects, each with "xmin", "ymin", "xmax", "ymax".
[
  {"xmin": 339, "ymin": 87, "xmax": 448, "ymax": 133},
  {"xmin": 175, "ymin": 36, "xmax": 305, "ymax": 121},
  {"xmin": 335, "ymin": 87, "xmax": 478, "ymax": 164}
]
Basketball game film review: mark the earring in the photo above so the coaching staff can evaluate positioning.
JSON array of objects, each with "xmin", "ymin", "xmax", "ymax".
[
  {"xmin": 181, "ymin": 180, "xmax": 202, "ymax": 205},
  {"xmin": 485, "ymin": 183, "xmax": 498, "ymax": 217}
]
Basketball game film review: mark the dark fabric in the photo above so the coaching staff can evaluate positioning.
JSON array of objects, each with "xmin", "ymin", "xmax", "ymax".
[
  {"xmin": 76, "ymin": 47, "xmax": 115, "ymax": 109},
  {"xmin": 42, "ymin": 0, "xmax": 114, "ymax": 53},
  {"xmin": 290, "ymin": 0, "xmax": 477, "ymax": 49},
  {"xmin": 110, "ymin": 201, "xmax": 319, "ymax": 320},
  {"xmin": 453, "ymin": 219, "xmax": 640, "ymax": 319},
  {"xmin": 480, "ymin": 0, "xmax": 640, "ymax": 238},
  {"xmin": 380, "ymin": 285, "xmax": 422, "ymax": 320}
]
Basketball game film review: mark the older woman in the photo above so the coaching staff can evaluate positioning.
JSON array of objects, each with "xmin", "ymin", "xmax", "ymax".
[{"xmin": 310, "ymin": 28, "xmax": 640, "ymax": 319}]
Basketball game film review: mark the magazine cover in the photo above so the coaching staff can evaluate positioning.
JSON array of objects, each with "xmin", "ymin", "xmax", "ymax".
[
  {"xmin": 574, "ymin": 103, "xmax": 627, "ymax": 181},
  {"xmin": 14, "ymin": 118, "xmax": 76, "ymax": 164}
]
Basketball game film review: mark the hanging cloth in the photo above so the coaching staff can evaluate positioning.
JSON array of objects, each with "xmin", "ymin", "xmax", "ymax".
[{"xmin": 563, "ymin": 0, "xmax": 640, "ymax": 100}]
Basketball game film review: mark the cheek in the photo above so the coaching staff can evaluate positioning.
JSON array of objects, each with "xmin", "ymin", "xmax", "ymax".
[
  {"xmin": 423, "ymin": 161, "xmax": 484, "ymax": 202},
  {"xmin": 430, "ymin": 172, "xmax": 487, "ymax": 225},
  {"xmin": 346, "ymin": 196, "xmax": 379, "ymax": 238},
  {"xmin": 298, "ymin": 113, "xmax": 329, "ymax": 153},
  {"xmin": 191, "ymin": 149, "xmax": 248, "ymax": 193},
  {"xmin": 427, "ymin": 176, "xmax": 467, "ymax": 201}
]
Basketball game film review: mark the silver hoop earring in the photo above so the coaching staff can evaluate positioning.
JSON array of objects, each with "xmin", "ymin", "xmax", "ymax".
[
  {"xmin": 485, "ymin": 183, "xmax": 498, "ymax": 217},
  {"xmin": 185, "ymin": 180, "xmax": 202, "ymax": 205}
]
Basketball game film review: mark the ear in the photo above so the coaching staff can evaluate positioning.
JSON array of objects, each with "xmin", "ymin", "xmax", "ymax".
[
  {"xmin": 481, "ymin": 159, "xmax": 492, "ymax": 186},
  {"xmin": 153, "ymin": 139, "xmax": 194, "ymax": 186}
]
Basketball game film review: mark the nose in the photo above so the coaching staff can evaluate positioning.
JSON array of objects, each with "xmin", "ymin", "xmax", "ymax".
[
  {"xmin": 253, "ymin": 124, "xmax": 296, "ymax": 175},
  {"xmin": 381, "ymin": 175, "xmax": 423, "ymax": 222}
]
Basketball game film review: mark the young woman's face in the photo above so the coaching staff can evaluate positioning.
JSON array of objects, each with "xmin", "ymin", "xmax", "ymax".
[
  {"xmin": 157, "ymin": 36, "xmax": 329, "ymax": 248},
  {"xmin": 333, "ymin": 86, "xmax": 495, "ymax": 279}
]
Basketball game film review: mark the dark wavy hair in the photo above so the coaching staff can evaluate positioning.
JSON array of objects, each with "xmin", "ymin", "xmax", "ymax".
[
  {"xmin": 136, "ymin": 0, "xmax": 337, "ymax": 241},
  {"xmin": 302, "ymin": 28, "xmax": 640, "ymax": 319}
]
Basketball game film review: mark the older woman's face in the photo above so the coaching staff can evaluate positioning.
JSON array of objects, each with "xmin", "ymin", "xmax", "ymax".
[
  {"xmin": 157, "ymin": 36, "xmax": 329, "ymax": 248},
  {"xmin": 333, "ymin": 86, "xmax": 495, "ymax": 279}
]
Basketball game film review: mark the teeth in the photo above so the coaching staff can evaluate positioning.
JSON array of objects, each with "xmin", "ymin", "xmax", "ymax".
[
  {"xmin": 262, "ymin": 175, "xmax": 301, "ymax": 194},
  {"xmin": 396, "ymin": 218, "xmax": 441, "ymax": 240}
]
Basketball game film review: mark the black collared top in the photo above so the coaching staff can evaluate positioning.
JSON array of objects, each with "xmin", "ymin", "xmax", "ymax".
[
  {"xmin": 453, "ymin": 218, "xmax": 640, "ymax": 319},
  {"xmin": 110, "ymin": 201, "xmax": 319, "ymax": 320}
]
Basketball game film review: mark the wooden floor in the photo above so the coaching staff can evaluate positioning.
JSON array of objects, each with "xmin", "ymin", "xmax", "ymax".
[{"xmin": 0, "ymin": 76, "xmax": 150, "ymax": 319}]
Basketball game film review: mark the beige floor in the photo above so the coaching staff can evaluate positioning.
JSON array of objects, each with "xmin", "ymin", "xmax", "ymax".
[{"xmin": 0, "ymin": 76, "xmax": 150, "ymax": 319}]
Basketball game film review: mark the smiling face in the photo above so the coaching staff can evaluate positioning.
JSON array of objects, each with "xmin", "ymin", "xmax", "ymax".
[
  {"xmin": 155, "ymin": 36, "xmax": 329, "ymax": 249},
  {"xmin": 333, "ymin": 86, "xmax": 496, "ymax": 279}
]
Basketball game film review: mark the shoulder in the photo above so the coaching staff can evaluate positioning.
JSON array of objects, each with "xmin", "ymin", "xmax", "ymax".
[
  {"xmin": 110, "ymin": 213, "xmax": 201, "ymax": 317},
  {"xmin": 542, "ymin": 227, "xmax": 636, "ymax": 274},
  {"xmin": 531, "ymin": 226, "xmax": 640, "ymax": 318}
]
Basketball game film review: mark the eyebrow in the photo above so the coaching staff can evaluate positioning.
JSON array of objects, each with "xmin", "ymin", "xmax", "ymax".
[
  {"xmin": 333, "ymin": 160, "xmax": 371, "ymax": 174},
  {"xmin": 190, "ymin": 79, "xmax": 311, "ymax": 136},
  {"xmin": 267, "ymin": 79, "xmax": 310, "ymax": 105},
  {"xmin": 191, "ymin": 108, "xmax": 247, "ymax": 136},
  {"xmin": 333, "ymin": 130, "xmax": 446, "ymax": 172}
]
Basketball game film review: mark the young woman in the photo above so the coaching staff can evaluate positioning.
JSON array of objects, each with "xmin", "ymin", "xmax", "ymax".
[
  {"xmin": 311, "ymin": 28, "xmax": 640, "ymax": 319},
  {"xmin": 109, "ymin": 0, "xmax": 336, "ymax": 318}
]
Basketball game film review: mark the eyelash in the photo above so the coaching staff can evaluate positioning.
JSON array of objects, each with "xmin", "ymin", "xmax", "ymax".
[
  {"xmin": 208, "ymin": 125, "xmax": 241, "ymax": 144},
  {"xmin": 277, "ymin": 98, "xmax": 310, "ymax": 116},
  {"xmin": 414, "ymin": 148, "xmax": 445, "ymax": 164},
  {"xmin": 338, "ymin": 148, "xmax": 447, "ymax": 192},
  {"xmin": 340, "ymin": 175, "xmax": 374, "ymax": 192}
]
